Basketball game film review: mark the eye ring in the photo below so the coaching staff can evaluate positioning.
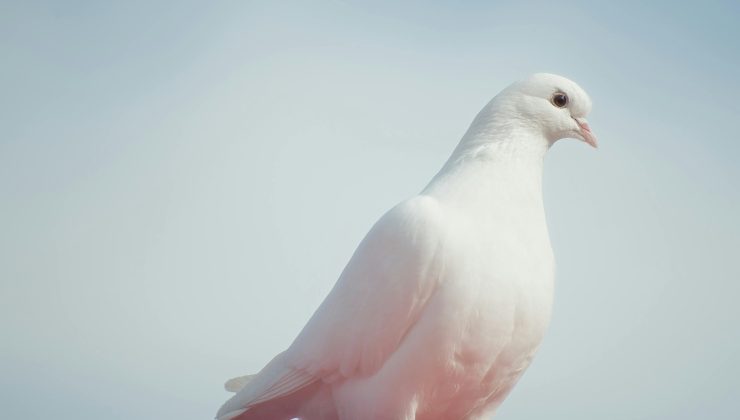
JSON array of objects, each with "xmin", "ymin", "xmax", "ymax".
[{"xmin": 551, "ymin": 92, "xmax": 568, "ymax": 108}]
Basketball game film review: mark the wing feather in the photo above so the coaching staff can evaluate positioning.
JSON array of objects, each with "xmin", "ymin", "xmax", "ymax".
[{"xmin": 289, "ymin": 195, "xmax": 446, "ymax": 377}]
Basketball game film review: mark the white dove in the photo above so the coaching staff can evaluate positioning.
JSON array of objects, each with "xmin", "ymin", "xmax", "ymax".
[{"xmin": 217, "ymin": 73, "xmax": 597, "ymax": 420}]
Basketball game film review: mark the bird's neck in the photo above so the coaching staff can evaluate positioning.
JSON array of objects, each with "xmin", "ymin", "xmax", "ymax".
[{"xmin": 422, "ymin": 125, "xmax": 549, "ymax": 213}]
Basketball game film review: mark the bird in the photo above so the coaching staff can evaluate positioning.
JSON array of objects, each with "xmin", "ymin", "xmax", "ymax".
[{"xmin": 216, "ymin": 73, "xmax": 597, "ymax": 420}]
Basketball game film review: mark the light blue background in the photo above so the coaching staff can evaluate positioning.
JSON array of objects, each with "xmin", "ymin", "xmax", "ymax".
[{"xmin": 2, "ymin": 1, "xmax": 739, "ymax": 419}]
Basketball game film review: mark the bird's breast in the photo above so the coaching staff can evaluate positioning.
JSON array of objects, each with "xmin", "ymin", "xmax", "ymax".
[{"xmin": 431, "ymin": 209, "xmax": 556, "ymax": 377}]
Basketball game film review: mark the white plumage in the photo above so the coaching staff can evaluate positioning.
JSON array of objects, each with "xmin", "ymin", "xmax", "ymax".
[{"xmin": 217, "ymin": 73, "xmax": 596, "ymax": 420}]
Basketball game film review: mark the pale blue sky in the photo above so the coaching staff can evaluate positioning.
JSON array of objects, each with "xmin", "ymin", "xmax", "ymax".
[{"xmin": 2, "ymin": 1, "xmax": 739, "ymax": 419}]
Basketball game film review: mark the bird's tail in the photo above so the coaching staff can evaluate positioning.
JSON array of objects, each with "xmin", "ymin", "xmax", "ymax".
[
  {"xmin": 224, "ymin": 374, "xmax": 256, "ymax": 393},
  {"xmin": 218, "ymin": 380, "xmax": 329, "ymax": 420}
]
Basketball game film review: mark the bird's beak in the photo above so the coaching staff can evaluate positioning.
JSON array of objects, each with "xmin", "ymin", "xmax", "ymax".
[{"xmin": 573, "ymin": 117, "xmax": 598, "ymax": 149}]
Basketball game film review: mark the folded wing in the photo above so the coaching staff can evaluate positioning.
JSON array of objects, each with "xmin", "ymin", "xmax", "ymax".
[{"xmin": 217, "ymin": 195, "xmax": 447, "ymax": 419}]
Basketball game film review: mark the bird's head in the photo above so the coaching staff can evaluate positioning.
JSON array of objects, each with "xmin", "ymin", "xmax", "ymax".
[{"xmin": 503, "ymin": 73, "xmax": 597, "ymax": 148}]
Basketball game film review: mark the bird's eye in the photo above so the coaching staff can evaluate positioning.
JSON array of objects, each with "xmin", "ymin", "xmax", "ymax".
[{"xmin": 551, "ymin": 92, "xmax": 568, "ymax": 108}]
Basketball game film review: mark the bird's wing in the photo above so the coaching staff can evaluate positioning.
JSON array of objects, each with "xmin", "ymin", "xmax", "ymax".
[
  {"xmin": 289, "ymin": 195, "xmax": 447, "ymax": 377},
  {"xmin": 217, "ymin": 195, "xmax": 447, "ymax": 419}
]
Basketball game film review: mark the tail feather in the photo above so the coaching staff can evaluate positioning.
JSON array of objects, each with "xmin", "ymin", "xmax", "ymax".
[
  {"xmin": 216, "ymin": 408, "xmax": 247, "ymax": 420},
  {"xmin": 220, "ymin": 380, "xmax": 334, "ymax": 420},
  {"xmin": 224, "ymin": 374, "xmax": 256, "ymax": 393},
  {"xmin": 216, "ymin": 352, "xmax": 320, "ymax": 419}
]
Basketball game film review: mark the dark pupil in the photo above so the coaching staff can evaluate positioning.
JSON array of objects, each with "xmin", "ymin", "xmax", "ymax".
[{"xmin": 554, "ymin": 93, "xmax": 567, "ymax": 107}]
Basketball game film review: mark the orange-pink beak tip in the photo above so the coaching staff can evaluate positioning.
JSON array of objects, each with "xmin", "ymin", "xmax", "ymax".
[{"xmin": 575, "ymin": 119, "xmax": 598, "ymax": 149}]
